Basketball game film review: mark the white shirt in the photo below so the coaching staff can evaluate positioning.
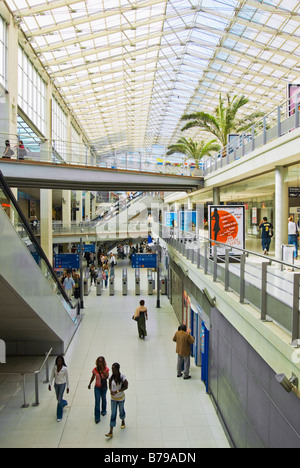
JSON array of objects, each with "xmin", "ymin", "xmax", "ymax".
[
  {"xmin": 110, "ymin": 373, "xmax": 127, "ymax": 401},
  {"xmin": 50, "ymin": 365, "xmax": 69, "ymax": 387},
  {"xmin": 288, "ymin": 221, "xmax": 299, "ymax": 235}
]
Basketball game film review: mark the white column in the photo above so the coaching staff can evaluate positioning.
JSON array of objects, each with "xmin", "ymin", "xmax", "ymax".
[
  {"xmin": 6, "ymin": 13, "xmax": 18, "ymax": 140},
  {"xmin": 275, "ymin": 166, "xmax": 288, "ymax": 260},
  {"xmin": 213, "ymin": 187, "xmax": 220, "ymax": 205},
  {"xmin": 76, "ymin": 192, "xmax": 83, "ymax": 223},
  {"xmin": 40, "ymin": 189, "xmax": 53, "ymax": 265},
  {"xmin": 62, "ymin": 189, "xmax": 71, "ymax": 228},
  {"xmin": 85, "ymin": 191, "xmax": 91, "ymax": 219}
]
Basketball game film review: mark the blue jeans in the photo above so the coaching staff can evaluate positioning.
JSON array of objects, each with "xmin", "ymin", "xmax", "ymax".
[
  {"xmin": 110, "ymin": 399, "xmax": 126, "ymax": 428},
  {"xmin": 262, "ymin": 236, "xmax": 271, "ymax": 252},
  {"xmin": 288, "ymin": 234, "xmax": 298, "ymax": 258},
  {"xmin": 54, "ymin": 383, "xmax": 68, "ymax": 420},
  {"xmin": 94, "ymin": 386, "xmax": 107, "ymax": 421}
]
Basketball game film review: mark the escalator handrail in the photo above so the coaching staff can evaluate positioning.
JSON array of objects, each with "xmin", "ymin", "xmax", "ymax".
[{"xmin": 0, "ymin": 170, "xmax": 74, "ymax": 308}]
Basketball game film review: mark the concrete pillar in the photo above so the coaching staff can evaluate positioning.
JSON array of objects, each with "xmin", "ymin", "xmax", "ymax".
[
  {"xmin": 85, "ymin": 191, "xmax": 91, "ymax": 219},
  {"xmin": 62, "ymin": 190, "xmax": 71, "ymax": 228},
  {"xmin": 6, "ymin": 14, "xmax": 18, "ymax": 140},
  {"xmin": 40, "ymin": 189, "xmax": 53, "ymax": 265},
  {"xmin": 91, "ymin": 194, "xmax": 96, "ymax": 219},
  {"xmin": 213, "ymin": 187, "xmax": 220, "ymax": 205},
  {"xmin": 76, "ymin": 192, "xmax": 83, "ymax": 223},
  {"xmin": 275, "ymin": 166, "xmax": 288, "ymax": 260}
]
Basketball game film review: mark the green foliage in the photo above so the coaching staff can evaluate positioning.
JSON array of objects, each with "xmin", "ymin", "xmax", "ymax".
[
  {"xmin": 166, "ymin": 137, "xmax": 221, "ymax": 167},
  {"xmin": 181, "ymin": 93, "xmax": 264, "ymax": 146}
]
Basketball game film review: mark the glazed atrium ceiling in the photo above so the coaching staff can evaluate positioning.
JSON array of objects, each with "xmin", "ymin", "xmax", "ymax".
[{"xmin": 5, "ymin": 0, "xmax": 300, "ymax": 156}]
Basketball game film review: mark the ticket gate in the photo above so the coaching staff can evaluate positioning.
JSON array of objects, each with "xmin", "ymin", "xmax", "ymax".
[
  {"xmin": 122, "ymin": 268, "xmax": 128, "ymax": 296},
  {"xmin": 160, "ymin": 277, "xmax": 167, "ymax": 295},
  {"xmin": 135, "ymin": 269, "xmax": 140, "ymax": 295},
  {"xmin": 84, "ymin": 277, "xmax": 91, "ymax": 296},
  {"xmin": 109, "ymin": 276, "xmax": 114, "ymax": 296},
  {"xmin": 147, "ymin": 270, "xmax": 154, "ymax": 295},
  {"xmin": 96, "ymin": 277, "xmax": 102, "ymax": 296}
]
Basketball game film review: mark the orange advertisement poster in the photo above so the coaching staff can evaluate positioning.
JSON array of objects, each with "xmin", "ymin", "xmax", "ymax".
[{"xmin": 209, "ymin": 205, "xmax": 245, "ymax": 255}]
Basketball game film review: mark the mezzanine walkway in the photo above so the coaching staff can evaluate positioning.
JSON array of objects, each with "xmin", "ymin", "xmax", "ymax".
[{"xmin": 0, "ymin": 159, "xmax": 203, "ymax": 192}]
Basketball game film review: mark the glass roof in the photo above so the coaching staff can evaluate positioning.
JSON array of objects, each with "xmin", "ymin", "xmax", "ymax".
[{"xmin": 6, "ymin": 0, "xmax": 300, "ymax": 156}]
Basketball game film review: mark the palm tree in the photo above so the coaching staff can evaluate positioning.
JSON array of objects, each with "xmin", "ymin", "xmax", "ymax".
[
  {"xmin": 166, "ymin": 137, "xmax": 221, "ymax": 168},
  {"xmin": 180, "ymin": 93, "xmax": 264, "ymax": 147}
]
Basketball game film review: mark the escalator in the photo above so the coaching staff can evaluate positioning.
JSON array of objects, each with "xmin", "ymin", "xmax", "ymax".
[{"xmin": 0, "ymin": 171, "xmax": 81, "ymax": 356}]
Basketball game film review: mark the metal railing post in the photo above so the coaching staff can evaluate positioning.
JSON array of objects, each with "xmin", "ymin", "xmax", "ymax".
[
  {"xmin": 263, "ymin": 116, "xmax": 267, "ymax": 145},
  {"xmin": 32, "ymin": 371, "xmax": 40, "ymax": 407},
  {"xmin": 261, "ymin": 261, "xmax": 271, "ymax": 321},
  {"xmin": 204, "ymin": 242, "xmax": 209, "ymax": 274},
  {"xmin": 251, "ymin": 125, "xmax": 255, "ymax": 152},
  {"xmin": 239, "ymin": 253, "xmax": 246, "ymax": 303},
  {"xmin": 224, "ymin": 248, "xmax": 230, "ymax": 291},
  {"xmin": 292, "ymin": 274, "xmax": 300, "ymax": 343},
  {"xmin": 213, "ymin": 244, "xmax": 218, "ymax": 282},
  {"xmin": 21, "ymin": 373, "xmax": 29, "ymax": 408},
  {"xmin": 277, "ymin": 105, "xmax": 281, "ymax": 138}
]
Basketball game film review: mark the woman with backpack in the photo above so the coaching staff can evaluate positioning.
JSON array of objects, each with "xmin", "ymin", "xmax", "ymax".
[{"xmin": 105, "ymin": 363, "xmax": 128, "ymax": 438}]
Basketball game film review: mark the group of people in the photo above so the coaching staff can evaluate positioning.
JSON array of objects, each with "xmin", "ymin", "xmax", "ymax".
[
  {"xmin": 60, "ymin": 269, "xmax": 80, "ymax": 299},
  {"xmin": 259, "ymin": 215, "xmax": 299, "ymax": 259},
  {"xmin": 49, "ymin": 355, "xmax": 128, "ymax": 438},
  {"xmin": 2, "ymin": 139, "xmax": 26, "ymax": 160},
  {"xmin": 48, "ymin": 317, "xmax": 195, "ymax": 437}
]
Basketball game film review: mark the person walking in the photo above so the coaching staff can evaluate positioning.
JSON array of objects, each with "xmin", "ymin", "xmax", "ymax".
[
  {"xmin": 173, "ymin": 324, "xmax": 195, "ymax": 380},
  {"xmin": 105, "ymin": 363, "xmax": 128, "ymax": 438},
  {"xmin": 48, "ymin": 355, "xmax": 69, "ymax": 422},
  {"xmin": 259, "ymin": 217, "xmax": 274, "ymax": 255},
  {"xmin": 88, "ymin": 356, "xmax": 109, "ymax": 424},
  {"xmin": 63, "ymin": 270, "xmax": 75, "ymax": 299},
  {"xmin": 109, "ymin": 253, "xmax": 116, "ymax": 276},
  {"xmin": 2, "ymin": 140, "xmax": 14, "ymax": 159},
  {"xmin": 288, "ymin": 215, "xmax": 299, "ymax": 259},
  {"xmin": 133, "ymin": 299, "xmax": 148, "ymax": 339}
]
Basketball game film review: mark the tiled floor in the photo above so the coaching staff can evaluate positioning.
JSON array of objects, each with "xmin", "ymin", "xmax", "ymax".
[{"xmin": 0, "ymin": 262, "xmax": 230, "ymax": 448}]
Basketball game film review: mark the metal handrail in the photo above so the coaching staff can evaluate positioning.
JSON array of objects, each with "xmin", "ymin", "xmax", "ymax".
[
  {"xmin": 0, "ymin": 348, "xmax": 53, "ymax": 408},
  {"xmin": 156, "ymin": 222, "xmax": 300, "ymax": 342},
  {"xmin": 0, "ymin": 170, "xmax": 76, "ymax": 309}
]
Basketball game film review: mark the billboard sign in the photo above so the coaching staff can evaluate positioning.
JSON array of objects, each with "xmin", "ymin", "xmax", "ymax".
[{"xmin": 209, "ymin": 205, "xmax": 245, "ymax": 256}]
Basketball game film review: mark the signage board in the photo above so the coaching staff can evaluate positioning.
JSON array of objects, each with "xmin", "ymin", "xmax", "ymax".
[
  {"xmin": 54, "ymin": 254, "xmax": 80, "ymax": 270},
  {"xmin": 131, "ymin": 253, "xmax": 157, "ymax": 269},
  {"xmin": 165, "ymin": 211, "xmax": 178, "ymax": 227}
]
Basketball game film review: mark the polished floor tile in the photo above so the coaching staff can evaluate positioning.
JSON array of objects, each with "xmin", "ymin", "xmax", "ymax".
[{"xmin": 0, "ymin": 263, "xmax": 230, "ymax": 448}]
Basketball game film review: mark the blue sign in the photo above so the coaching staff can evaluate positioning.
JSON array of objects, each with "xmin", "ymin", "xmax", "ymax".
[
  {"xmin": 180, "ymin": 211, "xmax": 197, "ymax": 232},
  {"xmin": 165, "ymin": 212, "xmax": 178, "ymax": 227},
  {"xmin": 77, "ymin": 244, "xmax": 95, "ymax": 253},
  {"xmin": 132, "ymin": 254, "xmax": 157, "ymax": 269},
  {"xmin": 54, "ymin": 254, "xmax": 80, "ymax": 269}
]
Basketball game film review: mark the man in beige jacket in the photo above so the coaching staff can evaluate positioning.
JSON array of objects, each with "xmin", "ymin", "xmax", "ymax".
[{"xmin": 173, "ymin": 324, "xmax": 195, "ymax": 379}]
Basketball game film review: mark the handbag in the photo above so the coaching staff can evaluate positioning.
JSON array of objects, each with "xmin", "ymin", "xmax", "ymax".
[{"xmin": 132, "ymin": 315, "xmax": 138, "ymax": 321}]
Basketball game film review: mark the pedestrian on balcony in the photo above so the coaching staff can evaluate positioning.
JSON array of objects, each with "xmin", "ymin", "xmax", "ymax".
[
  {"xmin": 288, "ymin": 215, "xmax": 299, "ymax": 259},
  {"xmin": 259, "ymin": 217, "xmax": 274, "ymax": 255},
  {"xmin": 2, "ymin": 140, "xmax": 14, "ymax": 159}
]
